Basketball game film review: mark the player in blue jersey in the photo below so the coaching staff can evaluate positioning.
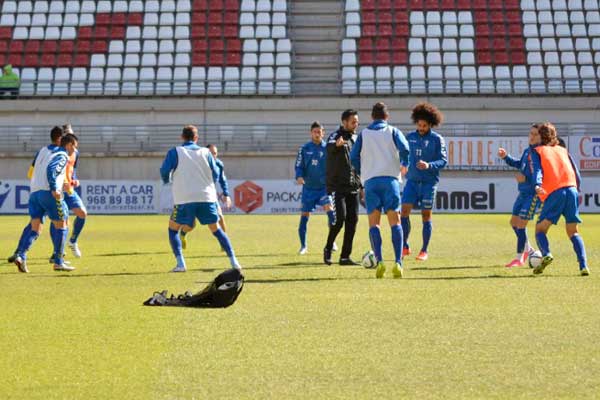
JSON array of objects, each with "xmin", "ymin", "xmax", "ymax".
[
  {"xmin": 498, "ymin": 124, "xmax": 541, "ymax": 268},
  {"xmin": 11, "ymin": 133, "xmax": 79, "ymax": 273},
  {"xmin": 351, "ymin": 102, "xmax": 410, "ymax": 278},
  {"xmin": 160, "ymin": 125, "xmax": 240, "ymax": 273},
  {"xmin": 400, "ymin": 102, "xmax": 447, "ymax": 262},
  {"xmin": 294, "ymin": 121, "xmax": 335, "ymax": 255},
  {"xmin": 7, "ymin": 126, "xmax": 63, "ymax": 265},
  {"xmin": 178, "ymin": 143, "xmax": 231, "ymax": 250}
]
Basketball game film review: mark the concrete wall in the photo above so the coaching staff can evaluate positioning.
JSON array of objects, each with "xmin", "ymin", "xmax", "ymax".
[
  {"xmin": 0, "ymin": 154, "xmax": 297, "ymax": 180},
  {"xmin": 1, "ymin": 96, "xmax": 600, "ymax": 127}
]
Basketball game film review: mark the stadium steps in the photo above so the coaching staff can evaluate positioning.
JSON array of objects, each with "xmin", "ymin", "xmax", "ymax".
[{"xmin": 289, "ymin": 0, "xmax": 344, "ymax": 95}]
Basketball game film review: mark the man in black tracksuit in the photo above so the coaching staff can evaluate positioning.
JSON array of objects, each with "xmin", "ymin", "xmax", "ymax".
[{"xmin": 324, "ymin": 109, "xmax": 361, "ymax": 265}]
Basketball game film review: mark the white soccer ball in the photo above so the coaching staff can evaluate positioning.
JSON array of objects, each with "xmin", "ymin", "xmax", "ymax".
[
  {"xmin": 529, "ymin": 250, "xmax": 543, "ymax": 269},
  {"xmin": 362, "ymin": 250, "xmax": 377, "ymax": 269}
]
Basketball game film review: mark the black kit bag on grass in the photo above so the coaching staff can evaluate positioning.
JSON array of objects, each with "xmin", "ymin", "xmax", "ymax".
[{"xmin": 143, "ymin": 268, "xmax": 244, "ymax": 308}]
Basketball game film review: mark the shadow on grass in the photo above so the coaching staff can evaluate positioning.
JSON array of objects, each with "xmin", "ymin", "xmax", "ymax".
[
  {"xmin": 95, "ymin": 251, "xmax": 170, "ymax": 257},
  {"xmin": 409, "ymin": 265, "xmax": 496, "ymax": 271},
  {"xmin": 28, "ymin": 271, "xmax": 169, "ymax": 278},
  {"xmin": 406, "ymin": 274, "xmax": 539, "ymax": 281}
]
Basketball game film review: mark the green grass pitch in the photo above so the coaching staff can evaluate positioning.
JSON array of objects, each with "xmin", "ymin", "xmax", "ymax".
[{"xmin": 1, "ymin": 214, "xmax": 599, "ymax": 399}]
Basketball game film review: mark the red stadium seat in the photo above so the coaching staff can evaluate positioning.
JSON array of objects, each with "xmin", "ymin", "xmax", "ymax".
[
  {"xmin": 192, "ymin": 26, "xmax": 207, "ymax": 38},
  {"xmin": 194, "ymin": 40, "xmax": 209, "ymax": 51},
  {"xmin": 0, "ymin": 41, "xmax": 8, "ymax": 53},
  {"xmin": 224, "ymin": 25, "xmax": 238, "ymax": 38},
  {"xmin": 24, "ymin": 54, "xmax": 39, "ymax": 66},
  {"xmin": 362, "ymin": 25, "xmax": 377, "ymax": 37},
  {"xmin": 227, "ymin": 39, "xmax": 242, "ymax": 52},
  {"xmin": 395, "ymin": 24, "xmax": 409, "ymax": 37},
  {"xmin": 511, "ymin": 51, "xmax": 526, "ymax": 64},
  {"xmin": 475, "ymin": 23, "xmax": 490, "ymax": 36},
  {"xmin": 76, "ymin": 41, "xmax": 91, "ymax": 53},
  {"xmin": 209, "ymin": 51, "xmax": 224, "ymax": 65},
  {"xmin": 379, "ymin": 25, "xmax": 392, "ymax": 37},
  {"xmin": 112, "ymin": 13, "xmax": 127, "ymax": 26},
  {"xmin": 225, "ymin": 0, "xmax": 238, "ymax": 10},
  {"xmin": 208, "ymin": 25, "xmax": 223, "ymax": 38},
  {"xmin": 93, "ymin": 41, "xmax": 108, "ymax": 53},
  {"xmin": 392, "ymin": 52, "xmax": 407, "ymax": 64},
  {"xmin": 95, "ymin": 14, "xmax": 111, "ymax": 26},
  {"xmin": 476, "ymin": 38, "xmax": 490, "ymax": 50},
  {"xmin": 488, "ymin": 0, "xmax": 504, "ymax": 10},
  {"xmin": 194, "ymin": 0, "xmax": 208, "ymax": 8},
  {"xmin": 408, "ymin": 0, "xmax": 423, "ymax": 9},
  {"xmin": 391, "ymin": 37, "xmax": 406, "ymax": 50},
  {"xmin": 95, "ymin": 26, "xmax": 109, "ymax": 40},
  {"xmin": 193, "ymin": 53, "xmax": 208, "ymax": 65},
  {"xmin": 25, "ymin": 41, "xmax": 40, "ymax": 54},
  {"xmin": 0, "ymin": 55, "xmax": 6, "ymax": 65},
  {"xmin": 490, "ymin": 11, "xmax": 504, "ymax": 23},
  {"xmin": 8, "ymin": 54, "xmax": 22, "ymax": 66},
  {"xmin": 209, "ymin": 0, "xmax": 224, "ymax": 10},
  {"xmin": 110, "ymin": 26, "xmax": 126, "ymax": 38},
  {"xmin": 393, "ymin": 0, "xmax": 407, "ymax": 8},
  {"xmin": 508, "ymin": 24, "xmax": 523, "ymax": 36},
  {"xmin": 362, "ymin": 0, "xmax": 376, "ymax": 11},
  {"xmin": 456, "ymin": 0, "xmax": 471, "ymax": 9},
  {"xmin": 376, "ymin": 38, "xmax": 391, "ymax": 51},
  {"xmin": 225, "ymin": 52, "xmax": 241, "ymax": 65},
  {"xmin": 504, "ymin": 0, "xmax": 520, "ymax": 9},
  {"xmin": 358, "ymin": 38, "xmax": 373, "ymax": 50},
  {"xmin": 493, "ymin": 38, "xmax": 507, "ymax": 51},
  {"xmin": 394, "ymin": 11, "xmax": 408, "ymax": 24},
  {"xmin": 57, "ymin": 54, "xmax": 73, "ymax": 66},
  {"xmin": 209, "ymin": 12, "xmax": 223, "ymax": 24},
  {"xmin": 494, "ymin": 52, "xmax": 509, "ymax": 64},
  {"xmin": 224, "ymin": 12, "xmax": 239, "ymax": 24},
  {"xmin": 0, "ymin": 28, "xmax": 12, "ymax": 40},
  {"xmin": 210, "ymin": 39, "xmax": 225, "ymax": 51},
  {"xmin": 43, "ymin": 41, "xmax": 58, "ymax": 53},
  {"xmin": 506, "ymin": 11, "xmax": 521, "ymax": 23},
  {"xmin": 362, "ymin": 12, "xmax": 376, "ymax": 24},
  {"xmin": 374, "ymin": 52, "xmax": 391, "ymax": 65},
  {"xmin": 441, "ymin": 0, "xmax": 455, "ymax": 10},
  {"xmin": 473, "ymin": 0, "xmax": 486, "ymax": 10},
  {"xmin": 477, "ymin": 52, "xmax": 492, "ymax": 64},
  {"xmin": 74, "ymin": 54, "xmax": 89, "ymax": 66},
  {"xmin": 61, "ymin": 40, "xmax": 75, "ymax": 53},
  {"xmin": 9, "ymin": 41, "xmax": 23, "ymax": 53},
  {"xmin": 379, "ymin": 0, "xmax": 392, "ymax": 10},
  {"xmin": 192, "ymin": 13, "xmax": 207, "ymax": 24},
  {"xmin": 509, "ymin": 38, "xmax": 524, "ymax": 49},
  {"xmin": 128, "ymin": 13, "xmax": 143, "ymax": 25},
  {"xmin": 78, "ymin": 27, "xmax": 93, "ymax": 39},
  {"xmin": 379, "ymin": 13, "xmax": 393, "ymax": 24},
  {"xmin": 41, "ymin": 54, "xmax": 56, "ymax": 67},
  {"xmin": 359, "ymin": 51, "xmax": 374, "ymax": 64},
  {"xmin": 491, "ymin": 24, "xmax": 506, "ymax": 36}
]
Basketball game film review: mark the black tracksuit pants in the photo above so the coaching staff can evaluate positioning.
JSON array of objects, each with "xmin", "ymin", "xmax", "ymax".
[{"xmin": 325, "ymin": 191, "xmax": 359, "ymax": 259}]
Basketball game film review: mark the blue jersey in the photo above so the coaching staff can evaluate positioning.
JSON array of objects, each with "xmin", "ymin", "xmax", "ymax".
[
  {"xmin": 405, "ymin": 130, "xmax": 447, "ymax": 183},
  {"xmin": 294, "ymin": 140, "xmax": 327, "ymax": 190},
  {"xmin": 502, "ymin": 146, "xmax": 540, "ymax": 195},
  {"xmin": 213, "ymin": 158, "xmax": 230, "ymax": 197}
]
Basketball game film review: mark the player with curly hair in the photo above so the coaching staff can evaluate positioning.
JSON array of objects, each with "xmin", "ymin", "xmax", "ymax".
[{"xmin": 400, "ymin": 102, "xmax": 447, "ymax": 262}]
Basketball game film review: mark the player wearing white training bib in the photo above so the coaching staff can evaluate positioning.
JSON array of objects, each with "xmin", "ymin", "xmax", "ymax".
[
  {"xmin": 160, "ymin": 125, "xmax": 240, "ymax": 272},
  {"xmin": 11, "ymin": 132, "xmax": 79, "ymax": 273}
]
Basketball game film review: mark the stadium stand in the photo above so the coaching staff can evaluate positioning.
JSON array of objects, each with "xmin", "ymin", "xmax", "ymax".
[
  {"xmin": 0, "ymin": 0, "xmax": 292, "ymax": 95},
  {"xmin": 342, "ymin": 0, "xmax": 600, "ymax": 94}
]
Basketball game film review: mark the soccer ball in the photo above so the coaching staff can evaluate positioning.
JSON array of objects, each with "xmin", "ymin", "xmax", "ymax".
[
  {"xmin": 529, "ymin": 251, "xmax": 543, "ymax": 269},
  {"xmin": 362, "ymin": 250, "xmax": 377, "ymax": 269}
]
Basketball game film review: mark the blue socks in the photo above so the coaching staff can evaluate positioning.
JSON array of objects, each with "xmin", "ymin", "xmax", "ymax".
[
  {"xmin": 536, "ymin": 232, "xmax": 550, "ymax": 256},
  {"xmin": 213, "ymin": 228, "xmax": 239, "ymax": 267},
  {"xmin": 369, "ymin": 226, "xmax": 383, "ymax": 262},
  {"xmin": 391, "ymin": 224, "xmax": 403, "ymax": 264},
  {"xmin": 50, "ymin": 224, "xmax": 68, "ymax": 265},
  {"xmin": 516, "ymin": 228, "xmax": 527, "ymax": 254},
  {"xmin": 70, "ymin": 217, "xmax": 86, "ymax": 244},
  {"xmin": 17, "ymin": 223, "xmax": 39, "ymax": 258},
  {"xmin": 401, "ymin": 216, "xmax": 410, "ymax": 250},
  {"xmin": 298, "ymin": 215, "xmax": 309, "ymax": 248},
  {"xmin": 168, "ymin": 228, "xmax": 185, "ymax": 267},
  {"xmin": 422, "ymin": 221, "xmax": 432, "ymax": 252},
  {"xmin": 327, "ymin": 210, "xmax": 335, "ymax": 227},
  {"xmin": 570, "ymin": 234, "xmax": 588, "ymax": 270}
]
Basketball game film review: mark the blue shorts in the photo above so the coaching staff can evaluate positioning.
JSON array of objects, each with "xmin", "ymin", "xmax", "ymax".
[
  {"xmin": 301, "ymin": 187, "xmax": 332, "ymax": 213},
  {"xmin": 29, "ymin": 190, "xmax": 69, "ymax": 222},
  {"xmin": 171, "ymin": 202, "xmax": 219, "ymax": 226},
  {"xmin": 364, "ymin": 177, "xmax": 401, "ymax": 214},
  {"xmin": 402, "ymin": 179, "xmax": 437, "ymax": 210},
  {"xmin": 538, "ymin": 187, "xmax": 582, "ymax": 225},
  {"xmin": 64, "ymin": 191, "xmax": 86, "ymax": 211},
  {"xmin": 512, "ymin": 192, "xmax": 541, "ymax": 220}
]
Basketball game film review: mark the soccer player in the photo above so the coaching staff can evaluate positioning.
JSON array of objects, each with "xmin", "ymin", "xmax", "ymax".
[
  {"xmin": 294, "ymin": 121, "xmax": 335, "ymax": 255},
  {"xmin": 160, "ymin": 125, "xmax": 240, "ymax": 273},
  {"xmin": 401, "ymin": 102, "xmax": 447, "ymax": 261},
  {"xmin": 11, "ymin": 133, "xmax": 79, "ymax": 273},
  {"xmin": 531, "ymin": 122, "xmax": 590, "ymax": 276},
  {"xmin": 61, "ymin": 124, "xmax": 87, "ymax": 258},
  {"xmin": 178, "ymin": 144, "xmax": 232, "ymax": 250},
  {"xmin": 324, "ymin": 109, "xmax": 362, "ymax": 266},
  {"xmin": 7, "ymin": 126, "xmax": 63, "ymax": 264},
  {"xmin": 351, "ymin": 102, "xmax": 410, "ymax": 278},
  {"xmin": 498, "ymin": 124, "xmax": 541, "ymax": 267}
]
